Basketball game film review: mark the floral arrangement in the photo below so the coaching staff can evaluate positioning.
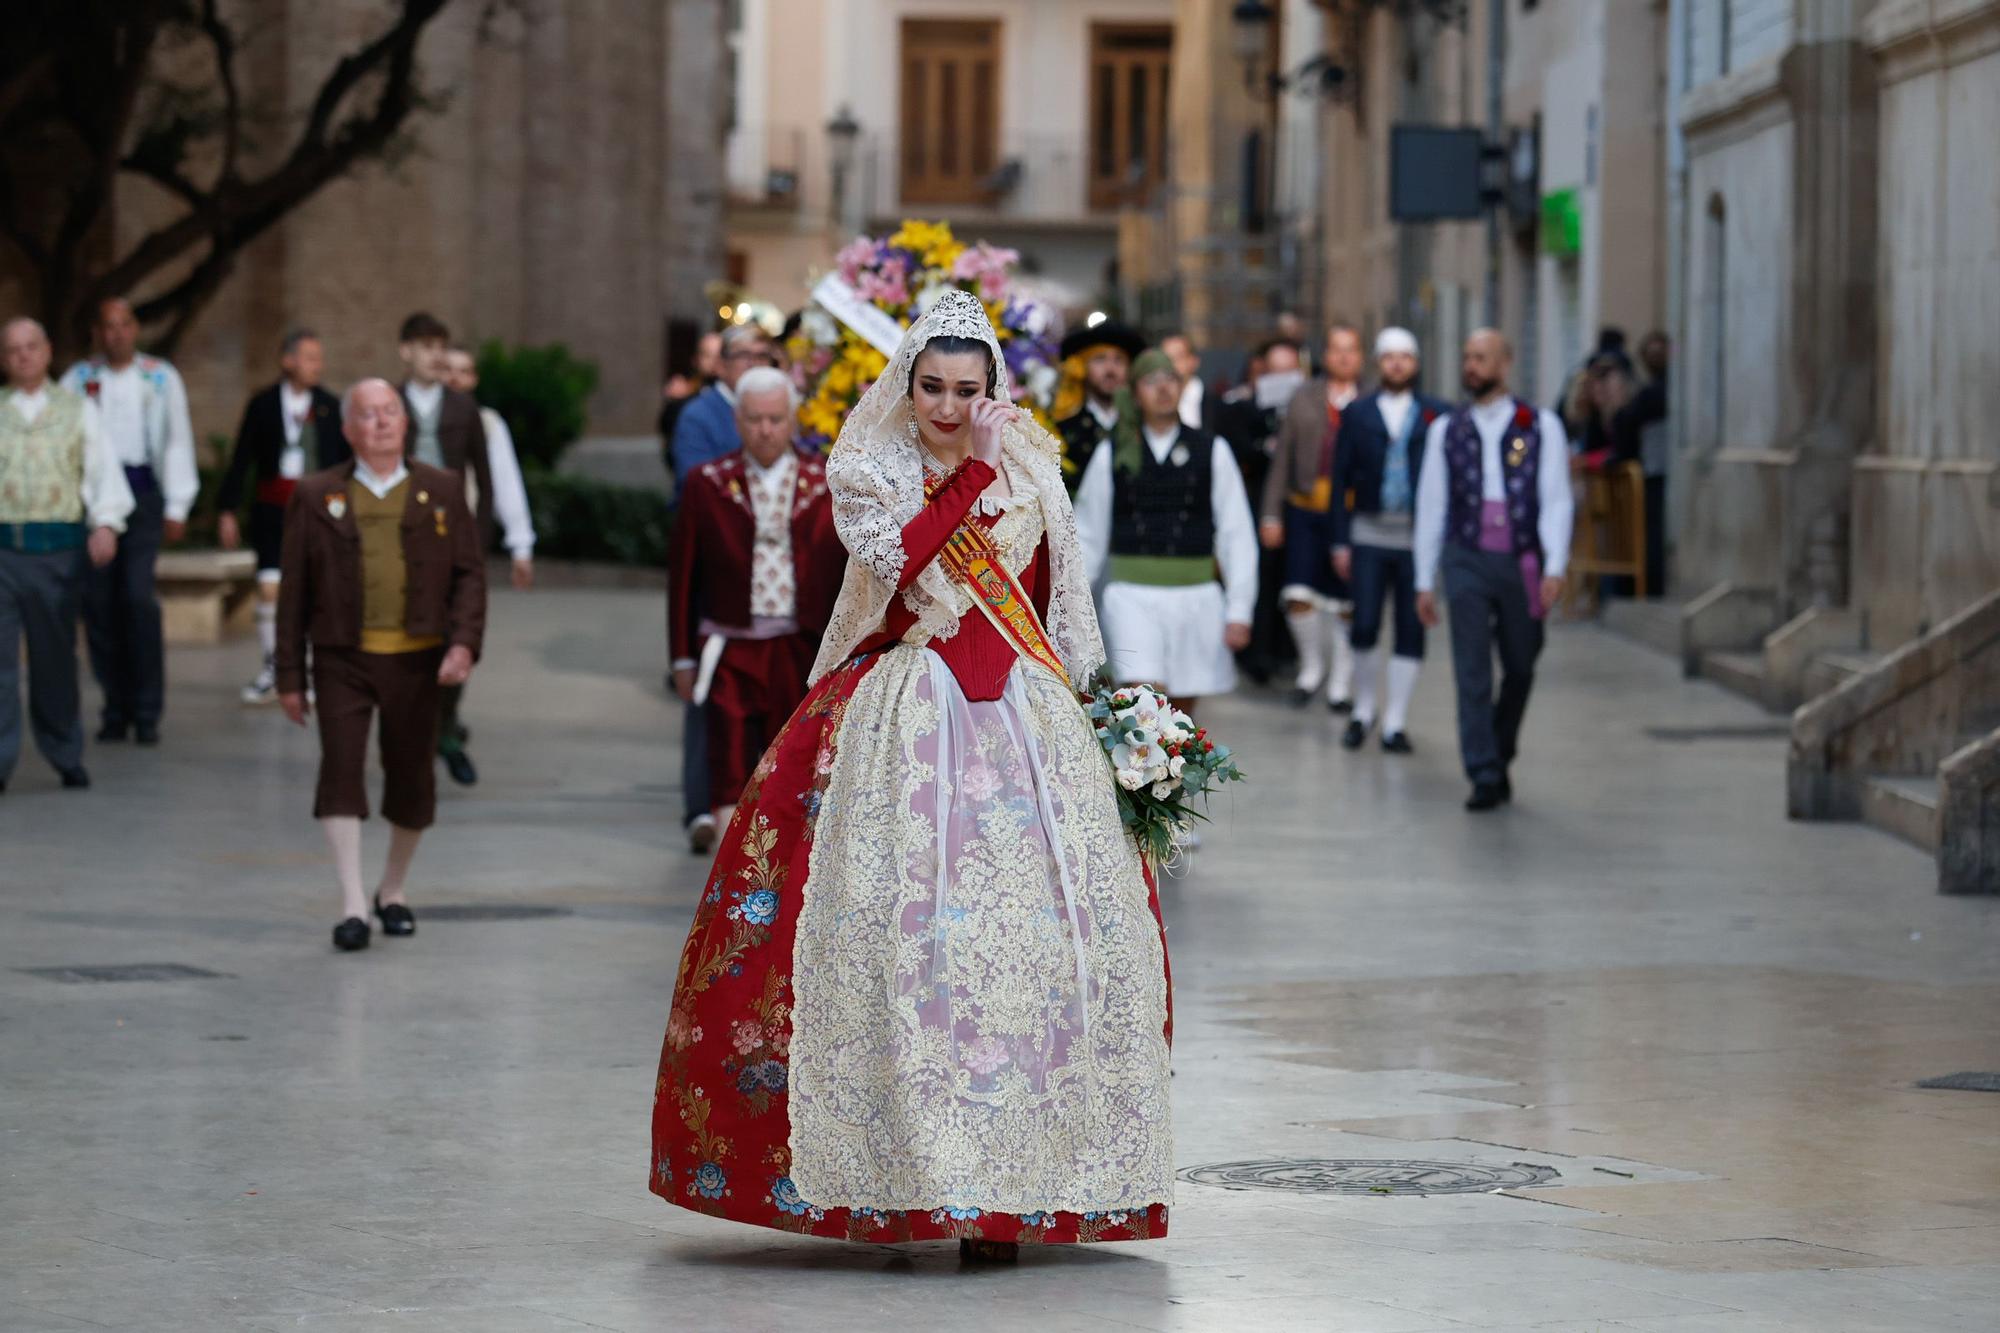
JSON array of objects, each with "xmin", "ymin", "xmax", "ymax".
[
  {"xmin": 787, "ymin": 219, "xmax": 1062, "ymax": 450},
  {"xmin": 1087, "ymin": 678, "xmax": 1246, "ymax": 863}
]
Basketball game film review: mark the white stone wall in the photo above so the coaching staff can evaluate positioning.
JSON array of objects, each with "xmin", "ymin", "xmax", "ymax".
[
  {"xmin": 1859, "ymin": 3, "xmax": 2000, "ymax": 640},
  {"xmin": 1686, "ymin": 0, "xmax": 1796, "ymax": 83}
]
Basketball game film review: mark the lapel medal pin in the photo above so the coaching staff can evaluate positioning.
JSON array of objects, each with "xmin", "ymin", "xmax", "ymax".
[{"xmin": 327, "ymin": 493, "xmax": 347, "ymax": 520}]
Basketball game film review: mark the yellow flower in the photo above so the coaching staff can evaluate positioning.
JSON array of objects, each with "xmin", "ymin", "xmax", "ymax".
[{"xmin": 890, "ymin": 218, "xmax": 963, "ymax": 272}]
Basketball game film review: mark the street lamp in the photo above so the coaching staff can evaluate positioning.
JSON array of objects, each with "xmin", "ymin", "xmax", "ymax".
[
  {"xmin": 1231, "ymin": 0, "xmax": 1275, "ymax": 95},
  {"xmin": 825, "ymin": 105, "xmax": 861, "ymax": 227}
]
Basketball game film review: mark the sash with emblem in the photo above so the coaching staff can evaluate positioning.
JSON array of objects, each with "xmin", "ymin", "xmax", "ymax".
[{"xmin": 924, "ymin": 469, "xmax": 1068, "ymax": 687}]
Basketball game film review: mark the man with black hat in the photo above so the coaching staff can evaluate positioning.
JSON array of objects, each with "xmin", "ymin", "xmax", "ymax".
[
  {"xmin": 1056, "ymin": 320, "xmax": 1145, "ymax": 492},
  {"xmin": 1074, "ymin": 348, "xmax": 1258, "ymax": 714}
]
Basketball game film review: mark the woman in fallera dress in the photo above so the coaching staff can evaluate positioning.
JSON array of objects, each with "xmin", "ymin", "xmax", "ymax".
[{"xmin": 648, "ymin": 290, "xmax": 1175, "ymax": 1258}]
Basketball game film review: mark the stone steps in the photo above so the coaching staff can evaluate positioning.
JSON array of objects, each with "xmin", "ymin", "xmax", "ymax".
[
  {"xmin": 1801, "ymin": 649, "xmax": 1883, "ymax": 701},
  {"xmin": 1860, "ymin": 773, "xmax": 1940, "ymax": 852},
  {"xmin": 1599, "ymin": 597, "xmax": 1680, "ymax": 659},
  {"xmin": 1701, "ymin": 649, "xmax": 1774, "ymax": 709}
]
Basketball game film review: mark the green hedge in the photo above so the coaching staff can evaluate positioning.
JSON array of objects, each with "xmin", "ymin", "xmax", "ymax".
[
  {"xmin": 475, "ymin": 340, "xmax": 599, "ymax": 471},
  {"xmin": 526, "ymin": 471, "xmax": 671, "ymax": 567}
]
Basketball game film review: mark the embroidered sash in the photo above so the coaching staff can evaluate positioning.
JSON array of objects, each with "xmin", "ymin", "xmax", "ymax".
[{"xmin": 925, "ymin": 470, "xmax": 1069, "ymax": 686}]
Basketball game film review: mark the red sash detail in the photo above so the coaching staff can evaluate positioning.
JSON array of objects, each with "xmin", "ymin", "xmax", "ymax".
[{"xmin": 925, "ymin": 468, "xmax": 1068, "ymax": 687}]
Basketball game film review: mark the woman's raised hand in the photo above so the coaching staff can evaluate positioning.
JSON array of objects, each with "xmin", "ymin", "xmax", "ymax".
[{"xmin": 967, "ymin": 396, "xmax": 1019, "ymax": 468}]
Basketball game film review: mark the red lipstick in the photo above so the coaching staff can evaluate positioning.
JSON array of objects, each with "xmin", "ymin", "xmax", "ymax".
[{"xmin": 930, "ymin": 421, "xmax": 962, "ymax": 434}]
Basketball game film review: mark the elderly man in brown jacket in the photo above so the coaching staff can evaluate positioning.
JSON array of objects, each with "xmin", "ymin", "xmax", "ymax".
[{"xmin": 276, "ymin": 378, "xmax": 486, "ymax": 952}]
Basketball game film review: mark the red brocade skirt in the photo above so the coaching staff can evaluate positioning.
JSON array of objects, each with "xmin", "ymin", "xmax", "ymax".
[{"xmin": 649, "ymin": 644, "xmax": 1174, "ymax": 1245}]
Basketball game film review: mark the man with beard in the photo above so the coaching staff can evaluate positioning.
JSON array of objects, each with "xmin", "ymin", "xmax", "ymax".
[
  {"xmin": 1330, "ymin": 328, "xmax": 1449, "ymax": 753},
  {"xmin": 1414, "ymin": 330, "xmax": 1573, "ymax": 811},
  {"xmin": 1055, "ymin": 321, "xmax": 1145, "ymax": 491}
]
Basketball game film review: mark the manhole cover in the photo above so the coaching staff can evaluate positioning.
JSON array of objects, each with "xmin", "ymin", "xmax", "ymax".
[
  {"xmin": 18, "ymin": 963, "xmax": 229, "ymax": 984},
  {"xmin": 1917, "ymin": 1072, "xmax": 2000, "ymax": 1092},
  {"xmin": 1644, "ymin": 724, "xmax": 1792, "ymax": 743},
  {"xmin": 1178, "ymin": 1158, "xmax": 1560, "ymax": 1196},
  {"xmin": 417, "ymin": 904, "xmax": 572, "ymax": 922}
]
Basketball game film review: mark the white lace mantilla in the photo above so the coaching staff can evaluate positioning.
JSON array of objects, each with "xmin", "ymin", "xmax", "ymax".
[
  {"xmin": 810, "ymin": 288, "xmax": 1104, "ymax": 688},
  {"xmin": 787, "ymin": 644, "xmax": 1174, "ymax": 1214}
]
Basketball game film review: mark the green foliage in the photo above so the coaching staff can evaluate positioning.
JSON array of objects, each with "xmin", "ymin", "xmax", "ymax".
[
  {"xmin": 473, "ymin": 340, "xmax": 600, "ymax": 471},
  {"xmin": 525, "ymin": 471, "xmax": 671, "ymax": 568}
]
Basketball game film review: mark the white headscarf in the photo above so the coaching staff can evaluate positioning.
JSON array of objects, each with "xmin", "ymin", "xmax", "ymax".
[{"xmin": 809, "ymin": 289, "xmax": 1105, "ymax": 688}]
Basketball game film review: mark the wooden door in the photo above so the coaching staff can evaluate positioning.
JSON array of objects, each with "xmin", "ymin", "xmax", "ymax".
[
  {"xmin": 900, "ymin": 19, "xmax": 1001, "ymax": 206},
  {"xmin": 1088, "ymin": 24, "xmax": 1172, "ymax": 210}
]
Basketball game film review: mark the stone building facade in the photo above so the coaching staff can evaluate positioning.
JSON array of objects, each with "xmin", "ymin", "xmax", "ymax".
[
  {"xmin": 7, "ymin": 0, "xmax": 721, "ymax": 448},
  {"xmin": 1674, "ymin": 0, "xmax": 2000, "ymax": 643}
]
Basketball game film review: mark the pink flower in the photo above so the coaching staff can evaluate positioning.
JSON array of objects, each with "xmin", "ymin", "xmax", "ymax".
[
  {"xmin": 835, "ymin": 235, "xmax": 875, "ymax": 284},
  {"xmin": 960, "ymin": 763, "xmax": 1002, "ymax": 803},
  {"xmin": 771, "ymin": 1028, "xmax": 790, "ymax": 1058},
  {"xmin": 730, "ymin": 1019, "xmax": 764, "ymax": 1054},
  {"xmin": 667, "ymin": 1008, "xmax": 699, "ymax": 1049},
  {"xmin": 963, "ymin": 1035, "xmax": 1010, "ymax": 1076}
]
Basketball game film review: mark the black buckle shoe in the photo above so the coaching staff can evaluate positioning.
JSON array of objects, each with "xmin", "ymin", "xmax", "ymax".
[
  {"xmin": 96, "ymin": 722, "xmax": 128, "ymax": 742},
  {"xmin": 332, "ymin": 917, "xmax": 371, "ymax": 951},
  {"xmin": 373, "ymin": 894, "xmax": 416, "ymax": 938},
  {"xmin": 1465, "ymin": 782, "xmax": 1506, "ymax": 812},
  {"xmin": 59, "ymin": 767, "xmax": 90, "ymax": 789},
  {"xmin": 1340, "ymin": 719, "xmax": 1368, "ymax": 751},
  {"xmin": 1381, "ymin": 731, "xmax": 1414, "ymax": 754},
  {"xmin": 134, "ymin": 723, "xmax": 160, "ymax": 746},
  {"xmin": 1498, "ymin": 773, "xmax": 1513, "ymax": 803},
  {"xmin": 1327, "ymin": 698, "xmax": 1355, "ymax": 715},
  {"xmin": 443, "ymin": 749, "xmax": 478, "ymax": 786}
]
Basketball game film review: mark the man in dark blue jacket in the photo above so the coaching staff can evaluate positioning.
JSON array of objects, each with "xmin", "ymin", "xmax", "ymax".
[{"xmin": 1329, "ymin": 328, "xmax": 1450, "ymax": 754}]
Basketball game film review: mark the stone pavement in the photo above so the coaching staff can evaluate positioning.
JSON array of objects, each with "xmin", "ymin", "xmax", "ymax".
[{"xmin": 3, "ymin": 586, "xmax": 1997, "ymax": 1332}]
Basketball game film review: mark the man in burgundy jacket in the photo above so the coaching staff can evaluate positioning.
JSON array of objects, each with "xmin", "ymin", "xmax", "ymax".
[{"xmin": 669, "ymin": 367, "xmax": 841, "ymax": 834}]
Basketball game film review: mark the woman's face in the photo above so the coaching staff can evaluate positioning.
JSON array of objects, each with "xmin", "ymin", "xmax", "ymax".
[{"xmin": 910, "ymin": 347, "xmax": 991, "ymax": 452}]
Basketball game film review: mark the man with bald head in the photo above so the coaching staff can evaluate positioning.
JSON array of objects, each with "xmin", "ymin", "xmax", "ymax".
[
  {"xmin": 62, "ymin": 298, "xmax": 199, "ymax": 746},
  {"xmin": 1414, "ymin": 329, "xmax": 1574, "ymax": 811},
  {"xmin": 276, "ymin": 378, "xmax": 486, "ymax": 950},
  {"xmin": 1, "ymin": 318, "xmax": 133, "ymax": 792}
]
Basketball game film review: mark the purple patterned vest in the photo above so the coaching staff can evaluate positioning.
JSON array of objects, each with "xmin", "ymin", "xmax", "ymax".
[{"xmin": 1443, "ymin": 398, "xmax": 1542, "ymax": 559}]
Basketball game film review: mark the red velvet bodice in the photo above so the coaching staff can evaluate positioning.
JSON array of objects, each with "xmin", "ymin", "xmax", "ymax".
[{"xmin": 850, "ymin": 459, "xmax": 1053, "ymax": 703}]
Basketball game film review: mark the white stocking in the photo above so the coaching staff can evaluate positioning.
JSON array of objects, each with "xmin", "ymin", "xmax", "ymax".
[
  {"xmin": 1326, "ymin": 606, "xmax": 1355, "ymax": 704},
  {"xmin": 1285, "ymin": 605, "xmax": 1326, "ymax": 693},
  {"xmin": 254, "ymin": 600, "xmax": 277, "ymax": 660},
  {"xmin": 376, "ymin": 823, "xmax": 424, "ymax": 905},
  {"xmin": 321, "ymin": 816, "xmax": 367, "ymax": 922},
  {"xmin": 1349, "ymin": 647, "xmax": 1380, "ymax": 725},
  {"xmin": 1383, "ymin": 656, "xmax": 1423, "ymax": 736}
]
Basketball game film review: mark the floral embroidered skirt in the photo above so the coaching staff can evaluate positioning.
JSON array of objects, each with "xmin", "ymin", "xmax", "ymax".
[{"xmin": 650, "ymin": 644, "xmax": 1175, "ymax": 1244}]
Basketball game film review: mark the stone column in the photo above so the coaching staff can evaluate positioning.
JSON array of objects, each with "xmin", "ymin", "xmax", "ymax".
[{"xmin": 664, "ymin": 0, "xmax": 728, "ymax": 342}]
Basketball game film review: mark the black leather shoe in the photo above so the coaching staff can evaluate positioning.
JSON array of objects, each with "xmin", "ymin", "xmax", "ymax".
[
  {"xmin": 1465, "ymin": 782, "xmax": 1505, "ymax": 812},
  {"xmin": 134, "ymin": 723, "xmax": 160, "ymax": 746},
  {"xmin": 59, "ymin": 767, "xmax": 90, "ymax": 789},
  {"xmin": 373, "ymin": 894, "xmax": 416, "ymax": 938},
  {"xmin": 1381, "ymin": 731, "xmax": 1414, "ymax": 754},
  {"xmin": 332, "ymin": 917, "xmax": 371, "ymax": 951},
  {"xmin": 1340, "ymin": 719, "xmax": 1368, "ymax": 751},
  {"xmin": 96, "ymin": 722, "xmax": 128, "ymax": 742},
  {"xmin": 1499, "ymin": 773, "xmax": 1514, "ymax": 803},
  {"xmin": 443, "ymin": 749, "xmax": 478, "ymax": 786},
  {"xmin": 1328, "ymin": 698, "xmax": 1354, "ymax": 715}
]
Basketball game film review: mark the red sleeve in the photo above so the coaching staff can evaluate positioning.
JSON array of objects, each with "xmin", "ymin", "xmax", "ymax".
[
  {"xmin": 894, "ymin": 459, "xmax": 995, "ymax": 590},
  {"xmin": 1029, "ymin": 534, "xmax": 1051, "ymax": 621},
  {"xmin": 668, "ymin": 474, "xmax": 706, "ymax": 664}
]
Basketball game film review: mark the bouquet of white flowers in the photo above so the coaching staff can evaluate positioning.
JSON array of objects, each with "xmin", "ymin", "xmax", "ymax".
[{"xmin": 1086, "ymin": 678, "xmax": 1246, "ymax": 863}]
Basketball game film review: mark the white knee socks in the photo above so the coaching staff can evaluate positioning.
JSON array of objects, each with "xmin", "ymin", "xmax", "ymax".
[
  {"xmin": 255, "ymin": 600, "xmax": 277, "ymax": 660},
  {"xmin": 1350, "ymin": 647, "xmax": 1380, "ymax": 724},
  {"xmin": 1383, "ymin": 656, "xmax": 1422, "ymax": 736},
  {"xmin": 1327, "ymin": 608, "xmax": 1355, "ymax": 705},
  {"xmin": 322, "ymin": 816, "xmax": 366, "ymax": 922},
  {"xmin": 1287, "ymin": 606, "xmax": 1326, "ymax": 692},
  {"xmin": 377, "ymin": 823, "xmax": 423, "ymax": 905}
]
